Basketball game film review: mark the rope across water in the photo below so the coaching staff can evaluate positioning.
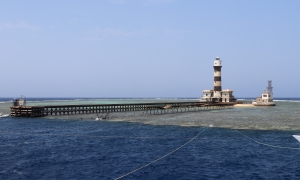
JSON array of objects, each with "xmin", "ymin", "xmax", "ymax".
[
  {"xmin": 234, "ymin": 129, "xmax": 300, "ymax": 150},
  {"xmin": 114, "ymin": 128, "xmax": 206, "ymax": 180}
]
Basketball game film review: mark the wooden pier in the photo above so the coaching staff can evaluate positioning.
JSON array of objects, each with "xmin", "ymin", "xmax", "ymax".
[{"xmin": 10, "ymin": 102, "xmax": 235, "ymax": 117}]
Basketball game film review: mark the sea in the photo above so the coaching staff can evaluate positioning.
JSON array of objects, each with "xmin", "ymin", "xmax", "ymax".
[{"xmin": 1, "ymin": 97, "xmax": 300, "ymax": 179}]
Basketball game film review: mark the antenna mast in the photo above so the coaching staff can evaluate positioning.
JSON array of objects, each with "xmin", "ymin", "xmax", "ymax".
[{"xmin": 267, "ymin": 80, "xmax": 273, "ymax": 94}]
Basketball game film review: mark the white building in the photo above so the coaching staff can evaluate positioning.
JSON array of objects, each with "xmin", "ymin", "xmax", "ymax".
[
  {"xmin": 200, "ymin": 57, "xmax": 236, "ymax": 103},
  {"xmin": 252, "ymin": 80, "xmax": 275, "ymax": 106}
]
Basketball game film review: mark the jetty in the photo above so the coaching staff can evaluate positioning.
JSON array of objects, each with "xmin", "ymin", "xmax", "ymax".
[{"xmin": 10, "ymin": 101, "xmax": 235, "ymax": 117}]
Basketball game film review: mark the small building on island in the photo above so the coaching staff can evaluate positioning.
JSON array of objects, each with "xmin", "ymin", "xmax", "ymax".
[
  {"xmin": 252, "ymin": 80, "xmax": 276, "ymax": 106},
  {"xmin": 13, "ymin": 96, "xmax": 26, "ymax": 106},
  {"xmin": 200, "ymin": 57, "xmax": 236, "ymax": 103}
]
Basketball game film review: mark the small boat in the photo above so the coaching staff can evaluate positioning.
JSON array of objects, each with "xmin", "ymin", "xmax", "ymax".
[
  {"xmin": 0, "ymin": 113, "xmax": 9, "ymax": 118},
  {"xmin": 293, "ymin": 135, "xmax": 300, "ymax": 142}
]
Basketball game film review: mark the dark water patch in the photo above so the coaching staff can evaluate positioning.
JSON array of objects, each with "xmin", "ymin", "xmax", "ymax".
[
  {"xmin": 1, "ymin": 117, "xmax": 300, "ymax": 179},
  {"xmin": 1, "ymin": 99, "xmax": 300, "ymax": 179}
]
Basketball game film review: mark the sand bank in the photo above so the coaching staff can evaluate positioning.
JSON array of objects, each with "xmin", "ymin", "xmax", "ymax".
[{"xmin": 234, "ymin": 104, "xmax": 254, "ymax": 107}]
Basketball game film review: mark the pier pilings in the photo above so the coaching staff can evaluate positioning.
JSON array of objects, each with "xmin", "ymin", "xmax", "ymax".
[{"xmin": 10, "ymin": 102, "xmax": 235, "ymax": 117}]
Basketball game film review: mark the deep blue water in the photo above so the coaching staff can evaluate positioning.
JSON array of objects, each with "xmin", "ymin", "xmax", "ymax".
[
  {"xmin": 1, "ymin": 117, "xmax": 300, "ymax": 179},
  {"xmin": 1, "ymin": 97, "xmax": 300, "ymax": 179}
]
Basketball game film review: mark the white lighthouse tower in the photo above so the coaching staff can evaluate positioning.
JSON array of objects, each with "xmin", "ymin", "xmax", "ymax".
[
  {"xmin": 200, "ymin": 56, "xmax": 236, "ymax": 103},
  {"xmin": 213, "ymin": 57, "xmax": 222, "ymax": 99}
]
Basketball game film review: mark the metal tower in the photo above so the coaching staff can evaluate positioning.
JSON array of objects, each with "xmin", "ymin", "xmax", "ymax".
[{"xmin": 266, "ymin": 80, "xmax": 273, "ymax": 94}]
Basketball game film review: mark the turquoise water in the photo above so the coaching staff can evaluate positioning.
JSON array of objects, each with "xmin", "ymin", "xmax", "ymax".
[{"xmin": 3, "ymin": 98, "xmax": 300, "ymax": 130}]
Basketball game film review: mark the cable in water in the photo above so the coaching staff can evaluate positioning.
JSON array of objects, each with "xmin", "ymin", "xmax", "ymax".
[
  {"xmin": 114, "ymin": 128, "xmax": 206, "ymax": 180},
  {"xmin": 234, "ymin": 129, "xmax": 300, "ymax": 150}
]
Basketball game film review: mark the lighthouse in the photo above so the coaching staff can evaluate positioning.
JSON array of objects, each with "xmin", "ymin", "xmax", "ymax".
[
  {"xmin": 200, "ymin": 56, "xmax": 236, "ymax": 103},
  {"xmin": 213, "ymin": 57, "xmax": 222, "ymax": 98}
]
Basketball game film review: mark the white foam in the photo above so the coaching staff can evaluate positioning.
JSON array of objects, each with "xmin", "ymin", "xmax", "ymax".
[{"xmin": 274, "ymin": 100, "xmax": 300, "ymax": 102}]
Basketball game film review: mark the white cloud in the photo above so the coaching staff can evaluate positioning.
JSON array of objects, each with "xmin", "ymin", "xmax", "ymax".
[
  {"xmin": 164, "ymin": 29, "xmax": 187, "ymax": 39},
  {"xmin": 97, "ymin": 28, "xmax": 150, "ymax": 36},
  {"xmin": 82, "ymin": 28, "xmax": 151, "ymax": 41},
  {"xmin": 0, "ymin": 21, "xmax": 39, "ymax": 31}
]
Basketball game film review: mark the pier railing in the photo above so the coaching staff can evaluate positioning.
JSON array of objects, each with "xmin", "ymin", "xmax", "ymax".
[{"xmin": 10, "ymin": 101, "xmax": 235, "ymax": 117}]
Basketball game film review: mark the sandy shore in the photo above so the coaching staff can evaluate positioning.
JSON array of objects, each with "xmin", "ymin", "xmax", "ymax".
[{"xmin": 234, "ymin": 104, "xmax": 254, "ymax": 107}]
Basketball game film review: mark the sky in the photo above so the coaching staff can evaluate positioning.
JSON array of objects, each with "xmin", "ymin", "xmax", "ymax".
[{"xmin": 1, "ymin": 0, "xmax": 300, "ymax": 98}]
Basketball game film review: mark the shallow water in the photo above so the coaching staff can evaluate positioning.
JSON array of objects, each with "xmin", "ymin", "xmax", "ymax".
[
  {"xmin": 1, "ymin": 98, "xmax": 300, "ymax": 179},
  {"xmin": 3, "ymin": 98, "xmax": 299, "ymax": 130},
  {"xmin": 35, "ymin": 100, "xmax": 300, "ymax": 130}
]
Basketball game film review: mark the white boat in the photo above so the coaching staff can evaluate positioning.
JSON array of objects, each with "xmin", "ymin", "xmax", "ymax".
[
  {"xmin": 293, "ymin": 135, "xmax": 300, "ymax": 142},
  {"xmin": 0, "ymin": 113, "xmax": 9, "ymax": 118}
]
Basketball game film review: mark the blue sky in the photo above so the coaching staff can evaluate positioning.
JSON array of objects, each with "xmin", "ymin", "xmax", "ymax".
[{"xmin": 1, "ymin": 0, "xmax": 299, "ymax": 98}]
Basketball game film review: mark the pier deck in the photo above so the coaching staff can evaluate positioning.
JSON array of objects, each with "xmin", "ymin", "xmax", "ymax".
[{"xmin": 10, "ymin": 101, "xmax": 235, "ymax": 117}]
